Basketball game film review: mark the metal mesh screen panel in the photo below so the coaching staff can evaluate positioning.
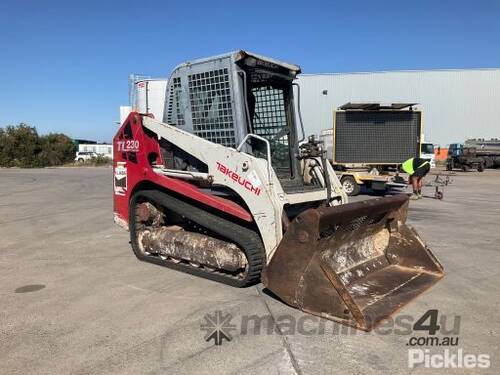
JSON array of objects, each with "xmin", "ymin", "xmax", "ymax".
[
  {"xmin": 188, "ymin": 69, "xmax": 235, "ymax": 147},
  {"xmin": 252, "ymin": 86, "xmax": 290, "ymax": 170},
  {"xmin": 166, "ymin": 77, "xmax": 185, "ymax": 126},
  {"xmin": 334, "ymin": 111, "xmax": 421, "ymax": 164}
]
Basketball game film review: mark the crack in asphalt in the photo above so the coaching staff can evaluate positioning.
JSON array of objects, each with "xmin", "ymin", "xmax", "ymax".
[{"xmin": 256, "ymin": 286, "xmax": 302, "ymax": 375}]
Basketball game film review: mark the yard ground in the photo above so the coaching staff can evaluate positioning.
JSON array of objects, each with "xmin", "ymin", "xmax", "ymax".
[{"xmin": 0, "ymin": 167, "xmax": 498, "ymax": 374}]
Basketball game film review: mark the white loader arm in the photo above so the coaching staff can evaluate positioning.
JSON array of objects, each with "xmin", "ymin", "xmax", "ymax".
[
  {"xmin": 142, "ymin": 116, "xmax": 346, "ymax": 260},
  {"xmin": 143, "ymin": 116, "xmax": 285, "ymax": 257}
]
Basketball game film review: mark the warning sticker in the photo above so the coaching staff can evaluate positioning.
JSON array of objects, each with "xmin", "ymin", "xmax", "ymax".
[
  {"xmin": 114, "ymin": 163, "xmax": 127, "ymax": 196},
  {"xmin": 246, "ymin": 170, "xmax": 262, "ymax": 188}
]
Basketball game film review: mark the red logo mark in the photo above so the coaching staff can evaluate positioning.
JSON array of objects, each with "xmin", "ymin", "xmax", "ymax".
[{"xmin": 216, "ymin": 162, "xmax": 261, "ymax": 196}]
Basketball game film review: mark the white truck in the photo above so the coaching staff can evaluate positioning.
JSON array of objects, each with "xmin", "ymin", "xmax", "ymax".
[{"xmin": 421, "ymin": 142, "xmax": 436, "ymax": 168}]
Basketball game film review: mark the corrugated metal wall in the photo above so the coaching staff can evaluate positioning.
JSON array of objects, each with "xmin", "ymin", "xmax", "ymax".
[{"xmin": 296, "ymin": 69, "xmax": 500, "ymax": 145}]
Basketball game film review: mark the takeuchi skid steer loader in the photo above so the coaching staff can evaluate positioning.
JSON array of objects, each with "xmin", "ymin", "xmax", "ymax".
[{"xmin": 113, "ymin": 51, "xmax": 444, "ymax": 331}]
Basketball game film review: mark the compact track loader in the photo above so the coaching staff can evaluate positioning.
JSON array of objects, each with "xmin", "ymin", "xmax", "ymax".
[{"xmin": 113, "ymin": 51, "xmax": 444, "ymax": 331}]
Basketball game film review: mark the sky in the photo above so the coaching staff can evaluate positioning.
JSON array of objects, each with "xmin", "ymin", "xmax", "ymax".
[{"xmin": 1, "ymin": 0, "xmax": 499, "ymax": 142}]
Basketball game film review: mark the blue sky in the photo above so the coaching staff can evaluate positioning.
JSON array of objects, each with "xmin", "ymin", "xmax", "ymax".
[{"xmin": 1, "ymin": 0, "xmax": 499, "ymax": 142}]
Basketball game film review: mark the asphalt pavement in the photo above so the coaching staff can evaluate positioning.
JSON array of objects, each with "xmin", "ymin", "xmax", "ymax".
[{"xmin": 0, "ymin": 167, "xmax": 498, "ymax": 374}]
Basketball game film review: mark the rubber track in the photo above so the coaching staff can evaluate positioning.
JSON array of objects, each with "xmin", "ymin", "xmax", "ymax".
[{"xmin": 129, "ymin": 189, "xmax": 266, "ymax": 287}]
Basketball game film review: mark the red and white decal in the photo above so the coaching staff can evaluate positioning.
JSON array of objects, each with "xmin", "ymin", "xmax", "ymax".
[
  {"xmin": 114, "ymin": 162, "xmax": 127, "ymax": 196},
  {"xmin": 117, "ymin": 139, "xmax": 140, "ymax": 152},
  {"xmin": 216, "ymin": 162, "xmax": 262, "ymax": 196}
]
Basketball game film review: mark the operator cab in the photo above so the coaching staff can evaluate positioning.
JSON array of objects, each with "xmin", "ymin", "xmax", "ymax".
[
  {"xmin": 235, "ymin": 52, "xmax": 302, "ymax": 184},
  {"xmin": 162, "ymin": 50, "xmax": 321, "ymax": 193}
]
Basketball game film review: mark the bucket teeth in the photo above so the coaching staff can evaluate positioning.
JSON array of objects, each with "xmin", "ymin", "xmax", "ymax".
[{"xmin": 262, "ymin": 194, "xmax": 444, "ymax": 331}]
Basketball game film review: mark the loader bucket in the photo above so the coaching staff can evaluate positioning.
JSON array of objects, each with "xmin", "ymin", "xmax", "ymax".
[{"xmin": 262, "ymin": 194, "xmax": 444, "ymax": 331}]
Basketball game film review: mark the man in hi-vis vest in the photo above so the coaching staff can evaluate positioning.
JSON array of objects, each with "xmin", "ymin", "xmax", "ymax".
[{"xmin": 401, "ymin": 157, "xmax": 431, "ymax": 200}]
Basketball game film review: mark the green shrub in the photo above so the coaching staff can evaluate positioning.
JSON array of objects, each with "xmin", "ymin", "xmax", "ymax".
[
  {"xmin": 0, "ymin": 123, "xmax": 42, "ymax": 167},
  {"xmin": 0, "ymin": 123, "xmax": 77, "ymax": 168},
  {"xmin": 39, "ymin": 133, "xmax": 76, "ymax": 166}
]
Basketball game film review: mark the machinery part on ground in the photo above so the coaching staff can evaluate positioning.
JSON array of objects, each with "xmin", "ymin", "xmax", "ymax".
[
  {"xmin": 113, "ymin": 51, "xmax": 444, "ymax": 331},
  {"xmin": 129, "ymin": 190, "xmax": 265, "ymax": 287},
  {"xmin": 341, "ymin": 175, "xmax": 360, "ymax": 196},
  {"xmin": 262, "ymin": 194, "xmax": 444, "ymax": 331}
]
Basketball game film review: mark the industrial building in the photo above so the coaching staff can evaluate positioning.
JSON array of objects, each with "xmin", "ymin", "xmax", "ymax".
[
  {"xmin": 122, "ymin": 67, "xmax": 500, "ymax": 147},
  {"xmin": 296, "ymin": 68, "xmax": 500, "ymax": 146},
  {"xmin": 77, "ymin": 142, "xmax": 113, "ymax": 159},
  {"xmin": 73, "ymin": 139, "xmax": 113, "ymax": 158}
]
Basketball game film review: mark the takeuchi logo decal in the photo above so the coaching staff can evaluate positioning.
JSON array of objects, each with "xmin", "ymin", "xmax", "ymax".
[{"xmin": 216, "ymin": 162, "xmax": 261, "ymax": 196}]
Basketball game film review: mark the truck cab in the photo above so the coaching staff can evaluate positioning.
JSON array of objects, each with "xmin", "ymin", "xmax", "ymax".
[
  {"xmin": 448, "ymin": 143, "xmax": 463, "ymax": 157},
  {"xmin": 420, "ymin": 143, "xmax": 436, "ymax": 168}
]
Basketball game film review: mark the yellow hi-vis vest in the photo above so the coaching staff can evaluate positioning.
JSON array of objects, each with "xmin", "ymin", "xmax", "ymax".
[{"xmin": 402, "ymin": 158, "xmax": 430, "ymax": 175}]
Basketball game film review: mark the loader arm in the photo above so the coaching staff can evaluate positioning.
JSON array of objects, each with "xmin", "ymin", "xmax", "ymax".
[
  {"xmin": 142, "ymin": 115, "xmax": 284, "ymax": 255},
  {"xmin": 142, "ymin": 116, "xmax": 346, "ymax": 258}
]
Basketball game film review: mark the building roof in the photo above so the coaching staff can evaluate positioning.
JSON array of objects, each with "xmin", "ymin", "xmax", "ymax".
[{"xmin": 300, "ymin": 67, "xmax": 500, "ymax": 77}]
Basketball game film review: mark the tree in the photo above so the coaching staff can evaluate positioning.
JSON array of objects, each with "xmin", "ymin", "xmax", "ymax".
[
  {"xmin": 0, "ymin": 123, "xmax": 76, "ymax": 167},
  {"xmin": 38, "ymin": 133, "xmax": 76, "ymax": 166},
  {"xmin": 0, "ymin": 123, "xmax": 41, "ymax": 167}
]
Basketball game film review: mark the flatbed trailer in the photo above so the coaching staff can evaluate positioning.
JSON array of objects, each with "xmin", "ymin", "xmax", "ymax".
[{"xmin": 335, "ymin": 168, "xmax": 407, "ymax": 196}]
